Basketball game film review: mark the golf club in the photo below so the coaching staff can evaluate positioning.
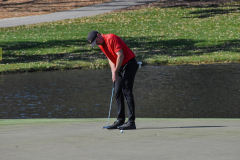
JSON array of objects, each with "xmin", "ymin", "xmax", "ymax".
[
  {"xmin": 103, "ymin": 82, "xmax": 115, "ymax": 129},
  {"xmin": 137, "ymin": 62, "xmax": 142, "ymax": 68}
]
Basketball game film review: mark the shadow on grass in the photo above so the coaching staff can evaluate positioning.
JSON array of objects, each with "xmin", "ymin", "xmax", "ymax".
[
  {"xmin": 183, "ymin": 7, "xmax": 240, "ymax": 18},
  {"xmin": 123, "ymin": 36, "xmax": 240, "ymax": 58},
  {"xmin": 0, "ymin": 37, "xmax": 239, "ymax": 65},
  {"xmin": 0, "ymin": 39, "xmax": 104, "ymax": 64},
  {"xmin": 146, "ymin": 0, "xmax": 240, "ymax": 18},
  {"xmin": 138, "ymin": 125, "xmax": 226, "ymax": 130}
]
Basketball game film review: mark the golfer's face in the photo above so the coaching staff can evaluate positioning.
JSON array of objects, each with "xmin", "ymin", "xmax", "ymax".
[{"xmin": 96, "ymin": 36, "xmax": 104, "ymax": 45}]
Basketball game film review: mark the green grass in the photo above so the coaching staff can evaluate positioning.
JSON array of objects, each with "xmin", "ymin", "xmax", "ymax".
[{"xmin": 0, "ymin": 2, "xmax": 239, "ymax": 73}]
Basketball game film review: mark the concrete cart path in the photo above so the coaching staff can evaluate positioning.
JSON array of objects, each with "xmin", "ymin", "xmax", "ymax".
[
  {"xmin": 0, "ymin": 0, "xmax": 157, "ymax": 28},
  {"xmin": 1, "ymin": 119, "xmax": 240, "ymax": 160}
]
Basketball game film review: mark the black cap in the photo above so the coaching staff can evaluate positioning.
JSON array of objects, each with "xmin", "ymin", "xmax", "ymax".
[{"xmin": 87, "ymin": 31, "xmax": 99, "ymax": 48}]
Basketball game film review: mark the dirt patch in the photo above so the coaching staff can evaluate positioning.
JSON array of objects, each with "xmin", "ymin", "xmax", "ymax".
[{"xmin": 0, "ymin": 0, "xmax": 113, "ymax": 19}]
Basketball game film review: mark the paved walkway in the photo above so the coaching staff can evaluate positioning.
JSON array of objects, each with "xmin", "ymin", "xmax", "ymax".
[
  {"xmin": 1, "ymin": 119, "xmax": 240, "ymax": 160},
  {"xmin": 0, "ymin": 0, "xmax": 157, "ymax": 28}
]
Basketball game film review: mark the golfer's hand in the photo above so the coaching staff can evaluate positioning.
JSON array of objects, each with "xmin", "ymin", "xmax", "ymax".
[{"xmin": 112, "ymin": 72, "xmax": 117, "ymax": 82}]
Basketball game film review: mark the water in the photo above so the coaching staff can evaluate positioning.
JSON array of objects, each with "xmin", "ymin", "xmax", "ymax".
[{"xmin": 0, "ymin": 64, "xmax": 240, "ymax": 118}]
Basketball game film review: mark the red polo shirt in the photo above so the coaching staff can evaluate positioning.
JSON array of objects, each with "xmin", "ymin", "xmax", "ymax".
[{"xmin": 99, "ymin": 34, "xmax": 135, "ymax": 66}]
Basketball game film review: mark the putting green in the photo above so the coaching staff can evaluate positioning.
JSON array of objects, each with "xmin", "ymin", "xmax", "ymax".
[{"xmin": 1, "ymin": 118, "xmax": 240, "ymax": 160}]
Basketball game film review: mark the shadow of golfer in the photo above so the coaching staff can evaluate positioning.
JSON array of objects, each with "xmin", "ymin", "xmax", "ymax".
[{"xmin": 138, "ymin": 126, "xmax": 226, "ymax": 130}]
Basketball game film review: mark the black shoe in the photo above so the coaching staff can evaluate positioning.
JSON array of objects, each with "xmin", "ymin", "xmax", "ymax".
[
  {"xmin": 118, "ymin": 121, "xmax": 136, "ymax": 130},
  {"xmin": 107, "ymin": 120, "xmax": 124, "ymax": 129}
]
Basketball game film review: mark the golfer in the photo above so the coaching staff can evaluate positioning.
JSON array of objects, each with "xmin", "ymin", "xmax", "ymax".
[{"xmin": 87, "ymin": 31, "xmax": 138, "ymax": 130}]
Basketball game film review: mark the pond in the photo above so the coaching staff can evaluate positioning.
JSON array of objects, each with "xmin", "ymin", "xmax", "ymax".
[{"xmin": 0, "ymin": 63, "xmax": 239, "ymax": 118}]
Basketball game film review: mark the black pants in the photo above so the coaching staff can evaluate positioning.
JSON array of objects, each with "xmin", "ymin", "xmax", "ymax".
[{"xmin": 115, "ymin": 58, "xmax": 138, "ymax": 123}]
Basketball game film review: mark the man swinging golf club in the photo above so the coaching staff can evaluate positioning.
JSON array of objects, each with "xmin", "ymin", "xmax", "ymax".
[{"xmin": 87, "ymin": 31, "xmax": 138, "ymax": 130}]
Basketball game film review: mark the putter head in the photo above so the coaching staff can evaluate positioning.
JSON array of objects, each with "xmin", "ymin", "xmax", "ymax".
[
  {"xmin": 137, "ymin": 62, "xmax": 142, "ymax": 68},
  {"xmin": 103, "ymin": 126, "xmax": 110, "ymax": 129}
]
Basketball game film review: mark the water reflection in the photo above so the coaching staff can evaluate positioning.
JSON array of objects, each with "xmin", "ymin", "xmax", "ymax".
[{"xmin": 0, "ymin": 64, "xmax": 240, "ymax": 118}]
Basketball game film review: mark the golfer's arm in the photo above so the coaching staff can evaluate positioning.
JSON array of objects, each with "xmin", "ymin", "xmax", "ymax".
[
  {"xmin": 114, "ymin": 49, "xmax": 124, "ymax": 73},
  {"xmin": 107, "ymin": 49, "xmax": 124, "ymax": 73},
  {"xmin": 108, "ymin": 58, "xmax": 116, "ymax": 73}
]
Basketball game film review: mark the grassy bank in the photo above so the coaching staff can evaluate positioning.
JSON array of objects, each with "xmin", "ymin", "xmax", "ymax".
[{"xmin": 0, "ymin": 2, "xmax": 239, "ymax": 74}]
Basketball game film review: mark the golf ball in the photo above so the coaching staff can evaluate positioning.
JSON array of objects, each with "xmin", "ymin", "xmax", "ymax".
[{"xmin": 120, "ymin": 130, "xmax": 123, "ymax": 133}]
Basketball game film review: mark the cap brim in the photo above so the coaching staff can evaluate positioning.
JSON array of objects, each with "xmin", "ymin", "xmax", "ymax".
[{"xmin": 91, "ymin": 39, "xmax": 97, "ymax": 48}]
